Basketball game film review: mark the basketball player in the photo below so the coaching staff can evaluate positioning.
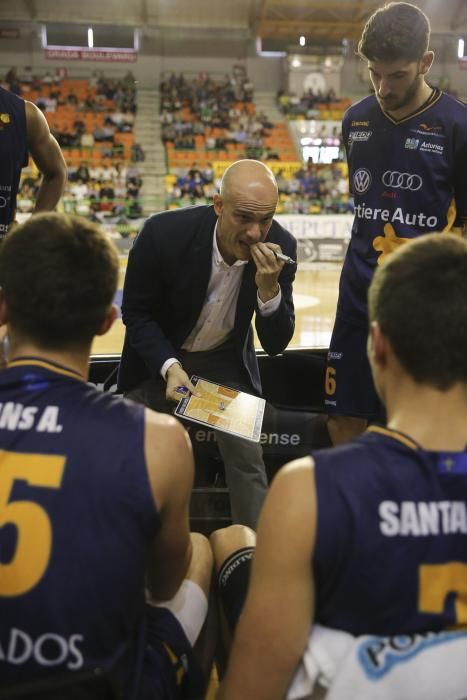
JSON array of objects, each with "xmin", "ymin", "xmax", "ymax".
[
  {"xmin": 324, "ymin": 2, "xmax": 467, "ymax": 444},
  {"xmin": 211, "ymin": 233, "xmax": 467, "ymax": 699},
  {"xmin": 0, "ymin": 213, "xmax": 212, "ymax": 698},
  {"xmin": 0, "ymin": 84, "xmax": 67, "ymax": 239}
]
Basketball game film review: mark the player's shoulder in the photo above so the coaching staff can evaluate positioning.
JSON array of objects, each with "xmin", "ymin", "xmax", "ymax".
[
  {"xmin": 144, "ymin": 408, "xmax": 194, "ymax": 503},
  {"xmin": 439, "ymin": 91, "xmax": 466, "ymax": 111},
  {"xmin": 343, "ymin": 95, "xmax": 378, "ymax": 124},
  {"xmin": 312, "ymin": 431, "xmax": 387, "ymax": 473},
  {"xmin": 433, "ymin": 91, "xmax": 467, "ymax": 126},
  {"xmin": 144, "ymin": 408, "xmax": 193, "ymax": 469}
]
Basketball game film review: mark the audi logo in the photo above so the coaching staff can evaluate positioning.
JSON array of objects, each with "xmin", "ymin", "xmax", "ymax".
[
  {"xmin": 382, "ymin": 171, "xmax": 423, "ymax": 191},
  {"xmin": 353, "ymin": 168, "xmax": 372, "ymax": 194},
  {"xmin": 0, "ymin": 196, "xmax": 8, "ymax": 208}
]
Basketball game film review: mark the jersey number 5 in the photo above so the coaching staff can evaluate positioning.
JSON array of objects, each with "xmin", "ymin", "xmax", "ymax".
[{"xmin": 0, "ymin": 450, "xmax": 65, "ymax": 597}]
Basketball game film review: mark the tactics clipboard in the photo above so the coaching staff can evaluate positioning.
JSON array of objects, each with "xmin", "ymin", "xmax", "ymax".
[{"xmin": 174, "ymin": 375, "xmax": 265, "ymax": 442}]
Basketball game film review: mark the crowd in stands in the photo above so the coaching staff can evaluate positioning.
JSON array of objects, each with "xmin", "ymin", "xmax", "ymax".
[
  {"xmin": 277, "ymin": 87, "xmax": 351, "ymax": 119},
  {"xmin": 160, "ymin": 67, "xmax": 284, "ymax": 163},
  {"xmin": 18, "ymin": 159, "xmax": 143, "ymax": 222},
  {"xmin": 7, "ymin": 63, "xmax": 355, "ymax": 227},
  {"xmin": 276, "ymin": 162, "xmax": 351, "ymax": 214},
  {"xmin": 4, "ymin": 68, "xmax": 145, "ymax": 224},
  {"xmin": 165, "ymin": 159, "xmax": 352, "ymax": 214}
]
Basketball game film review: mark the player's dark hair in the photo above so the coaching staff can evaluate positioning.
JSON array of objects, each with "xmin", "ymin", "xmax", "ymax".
[
  {"xmin": 368, "ymin": 234, "xmax": 467, "ymax": 390},
  {"xmin": 358, "ymin": 2, "xmax": 430, "ymax": 62},
  {"xmin": 0, "ymin": 213, "xmax": 119, "ymax": 350}
]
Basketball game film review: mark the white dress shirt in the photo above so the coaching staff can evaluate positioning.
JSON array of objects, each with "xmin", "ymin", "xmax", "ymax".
[{"xmin": 161, "ymin": 223, "xmax": 281, "ymax": 379}]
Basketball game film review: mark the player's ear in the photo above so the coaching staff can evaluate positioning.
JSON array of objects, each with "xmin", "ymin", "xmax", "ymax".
[
  {"xmin": 369, "ymin": 321, "xmax": 387, "ymax": 369},
  {"xmin": 420, "ymin": 51, "xmax": 434, "ymax": 74},
  {"xmin": 96, "ymin": 304, "xmax": 118, "ymax": 336}
]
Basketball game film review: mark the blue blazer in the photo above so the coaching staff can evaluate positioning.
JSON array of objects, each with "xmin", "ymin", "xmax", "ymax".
[{"xmin": 117, "ymin": 205, "xmax": 297, "ymax": 394}]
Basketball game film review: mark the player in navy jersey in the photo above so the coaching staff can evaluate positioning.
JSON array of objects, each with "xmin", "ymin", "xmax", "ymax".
[
  {"xmin": 323, "ymin": 1, "xmax": 467, "ymax": 445},
  {"xmin": 0, "ymin": 85, "xmax": 67, "ymax": 240},
  {"xmin": 210, "ymin": 233, "xmax": 467, "ymax": 700},
  {"xmin": 0, "ymin": 213, "xmax": 212, "ymax": 699}
]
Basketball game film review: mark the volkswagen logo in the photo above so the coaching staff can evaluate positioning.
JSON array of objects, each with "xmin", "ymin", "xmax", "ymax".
[
  {"xmin": 353, "ymin": 168, "xmax": 372, "ymax": 194},
  {"xmin": 382, "ymin": 171, "xmax": 423, "ymax": 191}
]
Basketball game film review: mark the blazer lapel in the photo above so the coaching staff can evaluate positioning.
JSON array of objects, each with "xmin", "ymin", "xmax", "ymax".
[
  {"xmin": 234, "ymin": 261, "xmax": 256, "ymax": 334},
  {"xmin": 186, "ymin": 208, "xmax": 217, "ymax": 332}
]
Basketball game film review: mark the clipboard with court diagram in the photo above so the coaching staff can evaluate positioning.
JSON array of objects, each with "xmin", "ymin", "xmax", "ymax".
[{"xmin": 174, "ymin": 376, "xmax": 265, "ymax": 442}]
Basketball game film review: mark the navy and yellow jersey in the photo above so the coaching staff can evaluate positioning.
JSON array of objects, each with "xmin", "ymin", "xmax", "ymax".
[
  {"xmin": 0, "ymin": 87, "xmax": 28, "ymax": 239},
  {"xmin": 0, "ymin": 358, "xmax": 160, "ymax": 690},
  {"xmin": 312, "ymin": 426, "xmax": 467, "ymax": 636},
  {"xmin": 338, "ymin": 89, "xmax": 467, "ymax": 325}
]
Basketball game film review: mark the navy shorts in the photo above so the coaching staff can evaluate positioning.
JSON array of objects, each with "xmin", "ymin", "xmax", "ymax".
[
  {"xmin": 133, "ymin": 604, "xmax": 206, "ymax": 700},
  {"xmin": 324, "ymin": 316, "xmax": 386, "ymax": 422}
]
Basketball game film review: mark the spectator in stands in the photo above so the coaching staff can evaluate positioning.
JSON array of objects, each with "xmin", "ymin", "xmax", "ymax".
[
  {"xmin": 21, "ymin": 65, "xmax": 33, "ymax": 84},
  {"xmin": 0, "ymin": 212, "xmax": 212, "ymax": 698},
  {"xmin": 211, "ymin": 233, "xmax": 467, "ymax": 700},
  {"xmin": 4, "ymin": 66, "xmax": 18, "ymax": 87},
  {"xmin": 118, "ymin": 159, "xmax": 297, "ymax": 529},
  {"xmin": 131, "ymin": 143, "xmax": 145, "ymax": 162},
  {"xmin": 0, "ymin": 83, "xmax": 67, "ymax": 238},
  {"xmin": 74, "ymin": 162, "xmax": 91, "ymax": 183}
]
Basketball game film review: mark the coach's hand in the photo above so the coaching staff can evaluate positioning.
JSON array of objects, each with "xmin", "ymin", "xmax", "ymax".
[
  {"xmin": 166, "ymin": 362, "xmax": 199, "ymax": 402},
  {"xmin": 251, "ymin": 242, "xmax": 284, "ymax": 302}
]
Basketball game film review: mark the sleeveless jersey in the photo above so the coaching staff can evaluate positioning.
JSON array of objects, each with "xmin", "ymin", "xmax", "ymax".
[
  {"xmin": 0, "ymin": 358, "xmax": 160, "ymax": 693},
  {"xmin": 0, "ymin": 87, "xmax": 28, "ymax": 239},
  {"xmin": 313, "ymin": 426, "xmax": 467, "ymax": 635},
  {"xmin": 338, "ymin": 90, "xmax": 467, "ymax": 325}
]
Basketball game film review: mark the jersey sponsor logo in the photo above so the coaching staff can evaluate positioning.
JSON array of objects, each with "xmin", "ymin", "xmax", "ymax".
[
  {"xmin": 419, "ymin": 140, "xmax": 444, "ymax": 155},
  {"xmin": 353, "ymin": 168, "xmax": 372, "ymax": 194},
  {"xmin": 410, "ymin": 122, "xmax": 445, "ymax": 138},
  {"xmin": 382, "ymin": 171, "xmax": 422, "ymax": 191},
  {"xmin": 327, "ymin": 351, "xmax": 343, "ymax": 360},
  {"xmin": 358, "ymin": 630, "xmax": 467, "ymax": 680},
  {"xmin": 348, "ymin": 130, "xmax": 372, "ymax": 143},
  {"xmin": 379, "ymin": 500, "xmax": 467, "ymax": 536},
  {"xmin": 355, "ymin": 203, "xmax": 438, "ymax": 228},
  {"xmin": 0, "ymin": 195, "xmax": 10, "ymax": 208},
  {"xmin": 351, "ymin": 120, "xmax": 369, "ymax": 126},
  {"xmin": 0, "ymin": 628, "xmax": 84, "ymax": 670},
  {"xmin": 404, "ymin": 138, "xmax": 419, "ymax": 150}
]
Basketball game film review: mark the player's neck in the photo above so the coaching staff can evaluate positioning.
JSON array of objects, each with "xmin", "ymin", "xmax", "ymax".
[
  {"xmin": 385, "ymin": 81, "xmax": 433, "ymax": 121},
  {"xmin": 385, "ymin": 382, "xmax": 467, "ymax": 451},
  {"xmin": 8, "ymin": 342, "xmax": 90, "ymax": 381}
]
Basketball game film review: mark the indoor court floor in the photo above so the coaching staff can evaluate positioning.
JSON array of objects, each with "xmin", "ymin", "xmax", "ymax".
[{"xmin": 90, "ymin": 258, "xmax": 341, "ymax": 356}]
